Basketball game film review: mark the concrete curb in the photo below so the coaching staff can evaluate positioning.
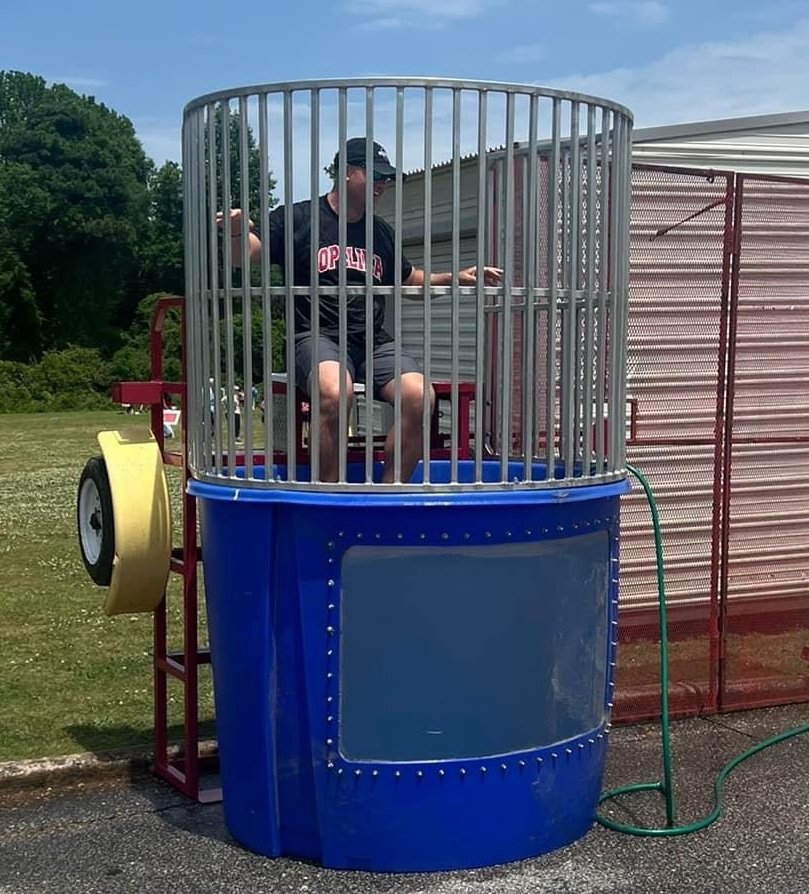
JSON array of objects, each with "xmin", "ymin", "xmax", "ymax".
[{"xmin": 0, "ymin": 741, "xmax": 218, "ymax": 798}]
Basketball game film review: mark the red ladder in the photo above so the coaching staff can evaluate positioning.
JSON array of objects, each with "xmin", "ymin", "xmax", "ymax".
[{"xmin": 112, "ymin": 296, "xmax": 219, "ymax": 802}]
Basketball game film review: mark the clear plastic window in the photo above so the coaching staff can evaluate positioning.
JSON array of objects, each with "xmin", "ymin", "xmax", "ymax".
[{"xmin": 339, "ymin": 531, "xmax": 609, "ymax": 762}]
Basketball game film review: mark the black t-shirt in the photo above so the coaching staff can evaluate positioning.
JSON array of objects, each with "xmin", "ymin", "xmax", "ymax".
[{"xmin": 265, "ymin": 194, "xmax": 413, "ymax": 347}]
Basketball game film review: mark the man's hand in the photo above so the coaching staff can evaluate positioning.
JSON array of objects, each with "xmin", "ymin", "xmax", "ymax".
[
  {"xmin": 216, "ymin": 208, "xmax": 262, "ymax": 268},
  {"xmin": 215, "ymin": 208, "xmax": 254, "ymax": 238},
  {"xmin": 458, "ymin": 266, "xmax": 503, "ymax": 285}
]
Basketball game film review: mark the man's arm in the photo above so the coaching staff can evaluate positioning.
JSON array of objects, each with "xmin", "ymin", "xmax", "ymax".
[
  {"xmin": 217, "ymin": 208, "xmax": 265, "ymax": 267},
  {"xmin": 403, "ymin": 266, "xmax": 503, "ymax": 288}
]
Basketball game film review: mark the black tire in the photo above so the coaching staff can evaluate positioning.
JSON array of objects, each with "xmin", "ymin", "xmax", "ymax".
[{"xmin": 77, "ymin": 456, "xmax": 115, "ymax": 587}]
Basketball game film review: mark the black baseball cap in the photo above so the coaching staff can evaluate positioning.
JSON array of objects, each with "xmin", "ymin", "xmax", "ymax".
[{"xmin": 334, "ymin": 137, "xmax": 399, "ymax": 179}]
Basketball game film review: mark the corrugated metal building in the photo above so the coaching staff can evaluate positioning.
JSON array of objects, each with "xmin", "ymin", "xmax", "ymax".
[
  {"xmin": 380, "ymin": 109, "xmax": 809, "ymax": 354},
  {"xmin": 377, "ymin": 110, "xmax": 809, "ymax": 718},
  {"xmin": 380, "ymin": 110, "xmax": 809, "ymax": 369}
]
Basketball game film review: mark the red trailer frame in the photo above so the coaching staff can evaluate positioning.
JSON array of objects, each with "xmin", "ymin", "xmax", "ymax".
[
  {"xmin": 112, "ymin": 296, "xmax": 219, "ymax": 802},
  {"xmin": 111, "ymin": 295, "xmax": 485, "ymax": 800}
]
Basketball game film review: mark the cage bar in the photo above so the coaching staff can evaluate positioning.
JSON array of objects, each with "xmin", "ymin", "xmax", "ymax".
[{"xmin": 183, "ymin": 78, "xmax": 632, "ymax": 492}]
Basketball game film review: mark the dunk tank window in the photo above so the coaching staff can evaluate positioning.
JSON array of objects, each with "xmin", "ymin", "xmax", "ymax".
[{"xmin": 339, "ymin": 531, "xmax": 609, "ymax": 762}]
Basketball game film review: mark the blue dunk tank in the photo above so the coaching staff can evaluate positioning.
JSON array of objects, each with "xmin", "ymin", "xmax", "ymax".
[{"xmin": 182, "ymin": 78, "xmax": 633, "ymax": 871}]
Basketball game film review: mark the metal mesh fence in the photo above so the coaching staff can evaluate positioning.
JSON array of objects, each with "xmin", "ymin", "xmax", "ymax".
[
  {"xmin": 615, "ymin": 166, "xmax": 732, "ymax": 722},
  {"xmin": 614, "ymin": 167, "xmax": 809, "ymax": 723},
  {"xmin": 721, "ymin": 175, "xmax": 809, "ymax": 711}
]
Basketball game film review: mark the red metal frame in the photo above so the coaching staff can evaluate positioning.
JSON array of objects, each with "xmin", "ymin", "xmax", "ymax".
[
  {"xmin": 707, "ymin": 173, "xmax": 738, "ymax": 712},
  {"xmin": 114, "ymin": 296, "xmax": 219, "ymax": 803},
  {"xmin": 610, "ymin": 165, "xmax": 733, "ymax": 724},
  {"xmin": 615, "ymin": 167, "xmax": 809, "ymax": 723},
  {"xmin": 715, "ymin": 173, "xmax": 809, "ymax": 714},
  {"xmin": 716, "ymin": 175, "xmax": 745, "ymax": 712},
  {"xmin": 113, "ymin": 296, "xmax": 482, "ymax": 800}
]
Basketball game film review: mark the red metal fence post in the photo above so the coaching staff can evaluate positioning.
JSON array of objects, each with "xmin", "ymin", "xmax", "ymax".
[
  {"xmin": 717, "ymin": 176, "xmax": 744, "ymax": 711},
  {"xmin": 707, "ymin": 174, "xmax": 738, "ymax": 711}
]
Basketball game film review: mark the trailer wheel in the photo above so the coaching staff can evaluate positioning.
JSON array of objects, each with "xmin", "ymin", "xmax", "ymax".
[{"xmin": 77, "ymin": 456, "xmax": 115, "ymax": 586}]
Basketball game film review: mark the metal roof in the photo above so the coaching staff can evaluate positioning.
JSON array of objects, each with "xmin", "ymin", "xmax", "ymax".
[
  {"xmin": 632, "ymin": 110, "xmax": 809, "ymax": 178},
  {"xmin": 402, "ymin": 147, "xmax": 504, "ymax": 178},
  {"xmin": 399, "ymin": 110, "xmax": 809, "ymax": 179},
  {"xmin": 633, "ymin": 109, "xmax": 809, "ymax": 144}
]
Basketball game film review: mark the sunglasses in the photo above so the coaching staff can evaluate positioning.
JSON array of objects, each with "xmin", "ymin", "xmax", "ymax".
[{"xmin": 354, "ymin": 164, "xmax": 395, "ymax": 183}]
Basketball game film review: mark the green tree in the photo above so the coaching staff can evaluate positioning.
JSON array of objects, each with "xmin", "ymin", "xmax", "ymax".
[
  {"xmin": 0, "ymin": 248, "xmax": 41, "ymax": 360},
  {"xmin": 0, "ymin": 71, "xmax": 150, "ymax": 357},
  {"xmin": 113, "ymin": 292, "xmax": 286, "ymax": 391},
  {"xmin": 136, "ymin": 106, "xmax": 278, "ymax": 312},
  {"xmin": 210, "ymin": 103, "xmax": 277, "ymax": 222},
  {"xmin": 137, "ymin": 160, "xmax": 184, "ymax": 300},
  {"xmin": 111, "ymin": 292, "xmax": 182, "ymax": 384},
  {"xmin": 229, "ymin": 305, "xmax": 286, "ymax": 381},
  {"xmin": 0, "ymin": 76, "xmax": 286, "ymax": 386},
  {"xmin": 0, "ymin": 347, "xmax": 113, "ymax": 413}
]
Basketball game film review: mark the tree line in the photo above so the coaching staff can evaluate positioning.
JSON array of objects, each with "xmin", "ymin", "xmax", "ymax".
[{"xmin": 0, "ymin": 70, "xmax": 278, "ymax": 412}]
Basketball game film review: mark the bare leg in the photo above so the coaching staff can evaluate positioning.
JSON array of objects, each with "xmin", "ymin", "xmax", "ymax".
[
  {"xmin": 310, "ymin": 361, "xmax": 354, "ymax": 483},
  {"xmin": 379, "ymin": 373, "xmax": 435, "ymax": 484}
]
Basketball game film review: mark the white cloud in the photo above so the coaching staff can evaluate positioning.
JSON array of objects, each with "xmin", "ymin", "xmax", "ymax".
[
  {"xmin": 589, "ymin": 1, "xmax": 669, "ymax": 26},
  {"xmin": 345, "ymin": 0, "xmax": 502, "ymax": 30},
  {"xmin": 496, "ymin": 42, "xmax": 545, "ymax": 64},
  {"xmin": 360, "ymin": 17, "xmax": 417, "ymax": 31},
  {"xmin": 547, "ymin": 17, "xmax": 809, "ymax": 127},
  {"xmin": 134, "ymin": 17, "xmax": 809, "ymax": 183}
]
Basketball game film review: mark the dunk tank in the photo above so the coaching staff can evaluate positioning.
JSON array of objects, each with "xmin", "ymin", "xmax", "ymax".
[{"xmin": 84, "ymin": 78, "xmax": 633, "ymax": 871}]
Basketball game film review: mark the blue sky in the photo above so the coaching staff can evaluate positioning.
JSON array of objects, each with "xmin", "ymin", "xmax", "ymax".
[{"xmin": 4, "ymin": 0, "xmax": 809, "ymax": 166}]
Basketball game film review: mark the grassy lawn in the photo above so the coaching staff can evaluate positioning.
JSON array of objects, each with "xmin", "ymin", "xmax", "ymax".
[{"xmin": 0, "ymin": 410, "xmax": 215, "ymax": 762}]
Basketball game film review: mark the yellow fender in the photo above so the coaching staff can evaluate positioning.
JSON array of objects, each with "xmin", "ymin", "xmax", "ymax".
[{"xmin": 97, "ymin": 429, "xmax": 172, "ymax": 615}]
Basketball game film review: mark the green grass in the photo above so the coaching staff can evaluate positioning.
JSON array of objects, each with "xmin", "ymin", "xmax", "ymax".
[{"xmin": 0, "ymin": 411, "xmax": 215, "ymax": 761}]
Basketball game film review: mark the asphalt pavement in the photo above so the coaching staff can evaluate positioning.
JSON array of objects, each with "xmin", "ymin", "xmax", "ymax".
[{"xmin": 1, "ymin": 704, "xmax": 808, "ymax": 894}]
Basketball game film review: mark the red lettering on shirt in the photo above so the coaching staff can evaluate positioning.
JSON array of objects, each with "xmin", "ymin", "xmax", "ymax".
[{"xmin": 317, "ymin": 245, "xmax": 384, "ymax": 281}]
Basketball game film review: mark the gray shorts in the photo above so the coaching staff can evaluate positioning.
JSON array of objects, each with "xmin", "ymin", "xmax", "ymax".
[{"xmin": 294, "ymin": 335, "xmax": 421, "ymax": 401}]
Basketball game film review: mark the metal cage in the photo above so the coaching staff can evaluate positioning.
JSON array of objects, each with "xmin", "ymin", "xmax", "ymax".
[{"xmin": 181, "ymin": 77, "xmax": 632, "ymax": 492}]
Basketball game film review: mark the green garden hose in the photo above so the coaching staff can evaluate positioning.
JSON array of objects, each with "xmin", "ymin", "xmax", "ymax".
[{"xmin": 596, "ymin": 463, "xmax": 809, "ymax": 837}]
